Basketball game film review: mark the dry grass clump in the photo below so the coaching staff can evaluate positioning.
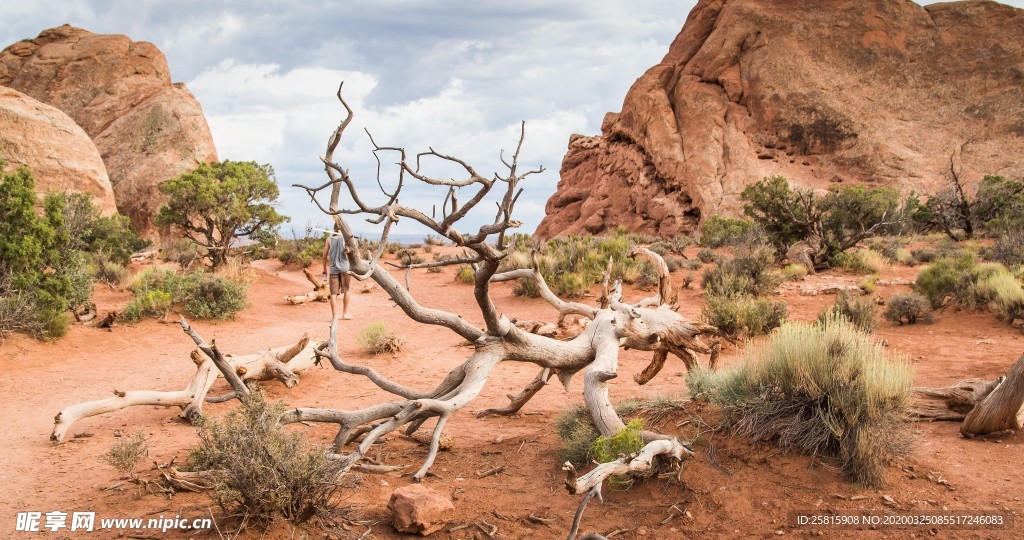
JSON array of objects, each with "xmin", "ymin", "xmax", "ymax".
[
  {"xmin": 356, "ymin": 321, "xmax": 404, "ymax": 356},
  {"xmin": 817, "ymin": 290, "xmax": 878, "ymax": 333},
  {"xmin": 186, "ymin": 391, "xmax": 342, "ymax": 524},
  {"xmin": 883, "ymin": 293, "xmax": 932, "ymax": 325},
  {"xmin": 103, "ymin": 431, "xmax": 149, "ymax": 477},
  {"xmin": 834, "ymin": 249, "xmax": 887, "ymax": 274},
  {"xmin": 687, "ymin": 316, "xmax": 914, "ymax": 487}
]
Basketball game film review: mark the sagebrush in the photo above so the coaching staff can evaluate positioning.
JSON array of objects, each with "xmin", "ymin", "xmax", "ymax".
[
  {"xmin": 186, "ymin": 392, "xmax": 342, "ymax": 524},
  {"xmin": 687, "ymin": 316, "xmax": 914, "ymax": 487}
]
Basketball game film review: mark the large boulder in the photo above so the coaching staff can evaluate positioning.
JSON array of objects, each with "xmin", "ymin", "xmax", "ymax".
[
  {"xmin": 0, "ymin": 86, "xmax": 116, "ymax": 214},
  {"xmin": 0, "ymin": 24, "xmax": 218, "ymax": 231},
  {"xmin": 536, "ymin": 0, "xmax": 1024, "ymax": 238}
]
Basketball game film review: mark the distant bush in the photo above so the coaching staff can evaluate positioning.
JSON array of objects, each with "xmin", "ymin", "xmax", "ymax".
[
  {"xmin": 701, "ymin": 242, "xmax": 782, "ymax": 297},
  {"xmin": 817, "ymin": 290, "xmax": 877, "ymax": 333},
  {"xmin": 456, "ymin": 266, "xmax": 476, "ymax": 285},
  {"xmin": 697, "ymin": 248, "xmax": 717, "ymax": 264},
  {"xmin": 121, "ymin": 290, "xmax": 173, "ymax": 322},
  {"xmin": 187, "ymin": 391, "xmax": 342, "ymax": 524},
  {"xmin": 742, "ymin": 176, "xmax": 914, "ymax": 267},
  {"xmin": 88, "ymin": 254, "xmax": 130, "ymax": 288},
  {"xmin": 123, "ymin": 268, "xmax": 247, "ymax": 321},
  {"xmin": 859, "ymin": 275, "xmax": 878, "ymax": 294},
  {"xmin": 700, "ymin": 216, "xmax": 759, "ymax": 248},
  {"xmin": 910, "ymin": 247, "xmax": 937, "ymax": 264},
  {"xmin": 781, "ymin": 263, "xmax": 808, "ymax": 281},
  {"xmin": 914, "ymin": 253, "xmax": 978, "ymax": 308},
  {"xmin": 914, "ymin": 174, "xmax": 1024, "ymax": 240},
  {"xmin": 981, "ymin": 230, "xmax": 1024, "ymax": 268},
  {"xmin": 687, "ymin": 316, "xmax": 913, "ymax": 487},
  {"xmin": 883, "ymin": 293, "xmax": 932, "ymax": 325},
  {"xmin": 183, "ymin": 272, "xmax": 248, "ymax": 319},
  {"xmin": 423, "ymin": 234, "xmax": 443, "ymax": 246},
  {"xmin": 357, "ymin": 321, "xmax": 404, "ymax": 356},
  {"xmin": 833, "ymin": 250, "xmax": 886, "ymax": 274},
  {"xmin": 548, "ymin": 272, "xmax": 591, "ymax": 298},
  {"xmin": 972, "ymin": 264, "xmax": 1024, "ymax": 320},
  {"xmin": 702, "ymin": 293, "xmax": 787, "ymax": 339},
  {"xmin": 160, "ymin": 238, "xmax": 203, "ymax": 270}
]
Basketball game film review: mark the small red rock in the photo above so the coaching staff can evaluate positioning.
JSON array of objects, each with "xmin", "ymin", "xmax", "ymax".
[{"xmin": 387, "ymin": 484, "xmax": 455, "ymax": 536}]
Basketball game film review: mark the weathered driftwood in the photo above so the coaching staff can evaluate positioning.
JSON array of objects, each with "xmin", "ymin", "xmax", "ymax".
[
  {"xmin": 909, "ymin": 378, "xmax": 1003, "ymax": 421},
  {"xmin": 961, "ymin": 352, "xmax": 1024, "ymax": 437},
  {"xmin": 284, "ymin": 268, "xmax": 330, "ymax": 305},
  {"xmin": 51, "ymin": 322, "xmax": 319, "ymax": 443},
  {"xmin": 284, "ymin": 83, "xmax": 710, "ymax": 534}
]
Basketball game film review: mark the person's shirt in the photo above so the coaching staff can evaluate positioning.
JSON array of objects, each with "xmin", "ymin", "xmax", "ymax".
[{"xmin": 328, "ymin": 235, "xmax": 349, "ymax": 274}]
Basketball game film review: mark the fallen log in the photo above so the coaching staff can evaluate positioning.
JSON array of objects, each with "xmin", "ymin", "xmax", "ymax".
[
  {"xmin": 51, "ymin": 323, "xmax": 320, "ymax": 443},
  {"xmin": 284, "ymin": 268, "xmax": 330, "ymax": 304},
  {"xmin": 961, "ymin": 352, "xmax": 1024, "ymax": 437}
]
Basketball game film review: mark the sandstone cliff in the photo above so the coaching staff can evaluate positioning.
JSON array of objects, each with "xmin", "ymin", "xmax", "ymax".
[
  {"xmin": 536, "ymin": 0, "xmax": 1024, "ymax": 238},
  {"xmin": 0, "ymin": 24, "xmax": 218, "ymax": 231},
  {"xmin": 0, "ymin": 86, "xmax": 116, "ymax": 215}
]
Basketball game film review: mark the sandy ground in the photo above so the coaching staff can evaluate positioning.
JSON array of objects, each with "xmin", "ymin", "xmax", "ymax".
[{"xmin": 1, "ymin": 248, "xmax": 1022, "ymax": 539}]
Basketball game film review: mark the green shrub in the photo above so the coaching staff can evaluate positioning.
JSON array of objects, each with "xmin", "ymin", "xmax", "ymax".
[
  {"xmin": 859, "ymin": 275, "xmax": 878, "ymax": 294},
  {"xmin": 88, "ymin": 254, "xmax": 129, "ymax": 288},
  {"xmin": 456, "ymin": 266, "xmax": 476, "ymax": 285},
  {"xmin": 187, "ymin": 391, "xmax": 342, "ymax": 524},
  {"xmin": 423, "ymin": 234, "xmax": 443, "ymax": 246},
  {"xmin": 883, "ymin": 293, "xmax": 932, "ymax": 325},
  {"xmin": 982, "ymin": 231, "xmax": 1024, "ymax": 268},
  {"xmin": 688, "ymin": 316, "xmax": 913, "ymax": 487},
  {"xmin": 834, "ymin": 250, "xmax": 885, "ymax": 274},
  {"xmin": 817, "ymin": 290, "xmax": 878, "ymax": 333},
  {"xmin": 160, "ymin": 238, "xmax": 202, "ymax": 269},
  {"xmin": 556, "ymin": 406, "xmax": 600, "ymax": 467},
  {"xmin": 782, "ymin": 263, "xmax": 808, "ymax": 280},
  {"xmin": 591, "ymin": 418, "xmax": 645, "ymax": 464},
  {"xmin": 700, "ymin": 216, "xmax": 758, "ymax": 248},
  {"xmin": 914, "ymin": 253, "xmax": 978, "ymax": 308},
  {"xmin": 103, "ymin": 431, "xmax": 149, "ymax": 477},
  {"xmin": 678, "ymin": 258, "xmax": 703, "ymax": 271},
  {"xmin": 701, "ymin": 293, "xmax": 787, "ymax": 339},
  {"xmin": 697, "ymin": 248, "xmax": 717, "ymax": 264},
  {"xmin": 124, "ymin": 269, "xmax": 247, "ymax": 321},
  {"xmin": 548, "ymin": 272, "xmax": 591, "ymax": 298},
  {"xmin": 183, "ymin": 273, "xmax": 248, "ymax": 319},
  {"xmin": 910, "ymin": 248, "xmax": 936, "ymax": 264},
  {"xmin": 498, "ymin": 250, "xmax": 531, "ymax": 272},
  {"xmin": 58, "ymin": 192, "xmax": 149, "ymax": 265},
  {"xmin": 121, "ymin": 290, "xmax": 173, "ymax": 322},
  {"xmin": 972, "ymin": 265, "xmax": 1024, "ymax": 320},
  {"xmin": 356, "ymin": 321, "xmax": 404, "ymax": 356},
  {"xmin": 742, "ymin": 176, "xmax": 913, "ymax": 266},
  {"xmin": 701, "ymin": 242, "xmax": 782, "ymax": 297}
]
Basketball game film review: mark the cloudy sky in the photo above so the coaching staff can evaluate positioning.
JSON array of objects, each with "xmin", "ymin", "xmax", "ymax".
[{"xmin": 3, "ymin": 1, "xmax": 1023, "ymax": 238}]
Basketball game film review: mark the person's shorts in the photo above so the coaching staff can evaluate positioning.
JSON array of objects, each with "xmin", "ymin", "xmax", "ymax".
[{"xmin": 329, "ymin": 272, "xmax": 351, "ymax": 295}]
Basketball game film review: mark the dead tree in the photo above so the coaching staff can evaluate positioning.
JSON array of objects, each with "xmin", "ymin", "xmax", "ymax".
[
  {"xmin": 51, "ymin": 318, "xmax": 318, "ymax": 443},
  {"xmin": 909, "ymin": 352, "xmax": 1024, "ymax": 437},
  {"xmin": 289, "ymin": 83, "xmax": 719, "ymax": 532},
  {"xmin": 284, "ymin": 268, "xmax": 330, "ymax": 304}
]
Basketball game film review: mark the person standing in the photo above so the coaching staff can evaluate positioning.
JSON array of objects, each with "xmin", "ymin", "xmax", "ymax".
[{"xmin": 322, "ymin": 224, "xmax": 352, "ymax": 322}]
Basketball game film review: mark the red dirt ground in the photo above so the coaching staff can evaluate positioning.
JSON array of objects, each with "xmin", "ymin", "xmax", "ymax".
[{"xmin": 1, "ymin": 248, "xmax": 1021, "ymax": 539}]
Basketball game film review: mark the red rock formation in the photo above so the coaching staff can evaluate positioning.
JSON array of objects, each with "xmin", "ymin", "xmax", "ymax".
[
  {"xmin": 0, "ymin": 24, "xmax": 218, "ymax": 231},
  {"xmin": 536, "ymin": 0, "xmax": 1024, "ymax": 238},
  {"xmin": 0, "ymin": 86, "xmax": 116, "ymax": 215}
]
